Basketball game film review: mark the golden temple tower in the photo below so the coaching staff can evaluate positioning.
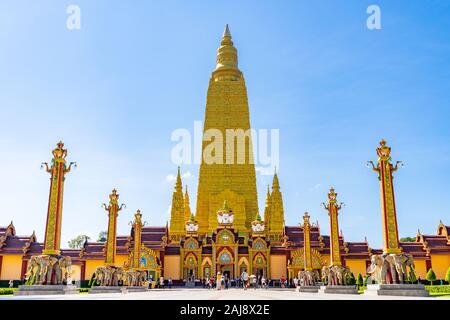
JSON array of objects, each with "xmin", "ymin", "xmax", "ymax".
[
  {"xmin": 169, "ymin": 167, "xmax": 186, "ymax": 242},
  {"xmin": 267, "ymin": 172, "xmax": 285, "ymax": 243},
  {"xmin": 263, "ymin": 186, "xmax": 272, "ymax": 231},
  {"xmin": 322, "ymin": 188, "xmax": 343, "ymax": 266},
  {"xmin": 184, "ymin": 186, "xmax": 192, "ymax": 222},
  {"xmin": 41, "ymin": 141, "xmax": 76, "ymax": 255},
  {"xmin": 102, "ymin": 189, "xmax": 125, "ymax": 265},
  {"xmin": 302, "ymin": 212, "xmax": 313, "ymax": 271},
  {"xmin": 368, "ymin": 140, "xmax": 402, "ymax": 254},
  {"xmin": 131, "ymin": 210, "xmax": 143, "ymax": 269},
  {"xmin": 196, "ymin": 24, "xmax": 258, "ymax": 234}
]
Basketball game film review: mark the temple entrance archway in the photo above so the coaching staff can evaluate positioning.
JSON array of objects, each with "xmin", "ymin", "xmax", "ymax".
[{"xmin": 287, "ymin": 248, "xmax": 325, "ymax": 280}]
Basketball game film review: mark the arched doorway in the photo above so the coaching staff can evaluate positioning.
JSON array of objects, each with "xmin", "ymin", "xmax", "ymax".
[
  {"xmin": 184, "ymin": 253, "xmax": 198, "ymax": 281},
  {"xmin": 287, "ymin": 248, "xmax": 325, "ymax": 281}
]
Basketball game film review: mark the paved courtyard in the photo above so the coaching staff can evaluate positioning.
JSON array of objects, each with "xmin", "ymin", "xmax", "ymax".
[{"xmin": 1, "ymin": 288, "xmax": 440, "ymax": 300}]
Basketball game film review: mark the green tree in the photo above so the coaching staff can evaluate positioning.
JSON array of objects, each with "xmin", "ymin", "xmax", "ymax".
[
  {"xmin": 356, "ymin": 273, "xmax": 364, "ymax": 289},
  {"xmin": 363, "ymin": 275, "xmax": 370, "ymax": 286},
  {"xmin": 346, "ymin": 273, "xmax": 356, "ymax": 285},
  {"xmin": 399, "ymin": 237, "xmax": 416, "ymax": 242},
  {"xmin": 97, "ymin": 231, "xmax": 107, "ymax": 242},
  {"xmin": 445, "ymin": 267, "xmax": 450, "ymax": 284},
  {"xmin": 426, "ymin": 269, "xmax": 437, "ymax": 285},
  {"xmin": 408, "ymin": 270, "xmax": 417, "ymax": 284},
  {"xmin": 68, "ymin": 234, "xmax": 90, "ymax": 249}
]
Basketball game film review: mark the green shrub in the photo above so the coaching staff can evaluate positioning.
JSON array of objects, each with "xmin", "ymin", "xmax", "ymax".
[
  {"xmin": 363, "ymin": 275, "xmax": 370, "ymax": 286},
  {"xmin": 426, "ymin": 269, "xmax": 437, "ymax": 285},
  {"xmin": 445, "ymin": 267, "xmax": 450, "ymax": 284},
  {"xmin": 0, "ymin": 288, "xmax": 15, "ymax": 295},
  {"xmin": 356, "ymin": 273, "xmax": 364, "ymax": 288},
  {"xmin": 408, "ymin": 270, "xmax": 417, "ymax": 284},
  {"xmin": 78, "ymin": 288, "xmax": 89, "ymax": 293},
  {"xmin": 346, "ymin": 273, "xmax": 356, "ymax": 285},
  {"xmin": 425, "ymin": 285, "xmax": 450, "ymax": 294},
  {"xmin": 88, "ymin": 273, "xmax": 97, "ymax": 287}
]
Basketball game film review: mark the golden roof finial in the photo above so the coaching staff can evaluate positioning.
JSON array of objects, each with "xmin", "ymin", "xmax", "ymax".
[{"xmin": 214, "ymin": 24, "xmax": 240, "ymax": 79}]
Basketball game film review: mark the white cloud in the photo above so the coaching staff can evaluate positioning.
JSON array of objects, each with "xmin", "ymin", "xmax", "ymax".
[{"xmin": 166, "ymin": 170, "xmax": 192, "ymax": 182}]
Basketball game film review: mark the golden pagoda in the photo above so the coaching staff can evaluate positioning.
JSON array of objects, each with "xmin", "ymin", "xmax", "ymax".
[{"xmin": 195, "ymin": 24, "xmax": 259, "ymax": 235}]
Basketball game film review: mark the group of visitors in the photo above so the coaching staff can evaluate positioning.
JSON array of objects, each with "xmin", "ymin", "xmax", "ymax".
[
  {"xmin": 200, "ymin": 271, "xmax": 271, "ymax": 290},
  {"xmin": 147, "ymin": 275, "xmax": 173, "ymax": 289}
]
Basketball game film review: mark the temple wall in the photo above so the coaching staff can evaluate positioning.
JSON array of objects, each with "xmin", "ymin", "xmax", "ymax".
[
  {"xmin": 84, "ymin": 259, "xmax": 104, "ymax": 280},
  {"xmin": 164, "ymin": 255, "xmax": 181, "ymax": 280},
  {"xmin": 0, "ymin": 255, "xmax": 22, "ymax": 280},
  {"xmin": 270, "ymin": 255, "xmax": 286, "ymax": 279},
  {"xmin": 430, "ymin": 254, "xmax": 450, "ymax": 279},
  {"xmin": 71, "ymin": 264, "xmax": 81, "ymax": 281},
  {"xmin": 116, "ymin": 254, "xmax": 128, "ymax": 268},
  {"xmin": 345, "ymin": 258, "xmax": 367, "ymax": 276},
  {"xmin": 414, "ymin": 259, "xmax": 427, "ymax": 279}
]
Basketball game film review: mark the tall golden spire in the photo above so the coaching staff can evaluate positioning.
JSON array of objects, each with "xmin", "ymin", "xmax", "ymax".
[
  {"xmin": 267, "ymin": 171, "xmax": 285, "ymax": 243},
  {"xmin": 263, "ymin": 185, "xmax": 272, "ymax": 230},
  {"xmin": 175, "ymin": 166, "xmax": 182, "ymax": 193},
  {"xmin": 184, "ymin": 185, "xmax": 192, "ymax": 222},
  {"xmin": 195, "ymin": 25, "xmax": 258, "ymax": 234},
  {"xmin": 169, "ymin": 167, "xmax": 186, "ymax": 243}
]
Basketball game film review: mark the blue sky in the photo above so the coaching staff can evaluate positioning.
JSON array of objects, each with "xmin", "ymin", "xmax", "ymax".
[{"xmin": 0, "ymin": 1, "xmax": 449, "ymax": 248}]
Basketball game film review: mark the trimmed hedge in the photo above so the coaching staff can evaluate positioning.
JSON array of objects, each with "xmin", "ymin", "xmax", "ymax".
[
  {"xmin": 425, "ymin": 285, "xmax": 450, "ymax": 294},
  {"xmin": 0, "ymin": 288, "xmax": 15, "ymax": 295}
]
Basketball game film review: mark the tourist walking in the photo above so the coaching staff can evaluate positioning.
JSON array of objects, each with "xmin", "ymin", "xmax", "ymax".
[
  {"xmin": 241, "ymin": 270, "xmax": 249, "ymax": 290},
  {"xmin": 159, "ymin": 276, "xmax": 164, "ymax": 289},
  {"xmin": 168, "ymin": 277, "xmax": 173, "ymax": 289},
  {"xmin": 294, "ymin": 276, "xmax": 298, "ymax": 289}
]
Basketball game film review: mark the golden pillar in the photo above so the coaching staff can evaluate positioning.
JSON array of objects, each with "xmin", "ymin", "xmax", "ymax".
[
  {"xmin": 368, "ymin": 139, "xmax": 402, "ymax": 254},
  {"xmin": 102, "ymin": 189, "xmax": 125, "ymax": 265},
  {"xmin": 322, "ymin": 187, "xmax": 343, "ymax": 266},
  {"xmin": 302, "ymin": 212, "xmax": 313, "ymax": 271},
  {"xmin": 132, "ymin": 210, "xmax": 143, "ymax": 269},
  {"xmin": 41, "ymin": 141, "xmax": 76, "ymax": 255}
]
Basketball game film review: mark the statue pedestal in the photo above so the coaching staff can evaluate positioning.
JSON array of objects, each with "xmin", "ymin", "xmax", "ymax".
[
  {"xmin": 89, "ymin": 286, "xmax": 123, "ymax": 294},
  {"xmin": 122, "ymin": 286, "xmax": 148, "ymax": 293},
  {"xmin": 14, "ymin": 285, "xmax": 78, "ymax": 296},
  {"xmin": 364, "ymin": 284, "xmax": 429, "ymax": 297},
  {"xmin": 319, "ymin": 285, "xmax": 358, "ymax": 294},
  {"xmin": 298, "ymin": 285, "xmax": 320, "ymax": 293}
]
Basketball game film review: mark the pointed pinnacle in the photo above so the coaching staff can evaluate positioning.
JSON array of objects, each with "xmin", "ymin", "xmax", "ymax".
[{"xmin": 223, "ymin": 24, "xmax": 231, "ymax": 37}]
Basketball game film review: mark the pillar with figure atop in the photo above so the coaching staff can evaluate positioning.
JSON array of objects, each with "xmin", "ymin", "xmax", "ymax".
[
  {"xmin": 131, "ymin": 209, "xmax": 143, "ymax": 269},
  {"xmin": 302, "ymin": 212, "xmax": 313, "ymax": 271},
  {"xmin": 298, "ymin": 212, "xmax": 319, "ymax": 291},
  {"xmin": 365, "ymin": 140, "xmax": 429, "ymax": 296},
  {"xmin": 322, "ymin": 187, "xmax": 343, "ymax": 266},
  {"xmin": 368, "ymin": 139, "xmax": 402, "ymax": 254},
  {"xmin": 41, "ymin": 141, "xmax": 76, "ymax": 255},
  {"xmin": 102, "ymin": 189, "xmax": 125, "ymax": 265}
]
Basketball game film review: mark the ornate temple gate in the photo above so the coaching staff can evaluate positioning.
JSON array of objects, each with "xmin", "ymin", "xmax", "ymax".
[
  {"xmin": 130, "ymin": 247, "xmax": 162, "ymax": 282},
  {"xmin": 287, "ymin": 248, "xmax": 325, "ymax": 281},
  {"xmin": 180, "ymin": 238, "xmax": 201, "ymax": 281},
  {"xmin": 212, "ymin": 229, "xmax": 238, "ymax": 279}
]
